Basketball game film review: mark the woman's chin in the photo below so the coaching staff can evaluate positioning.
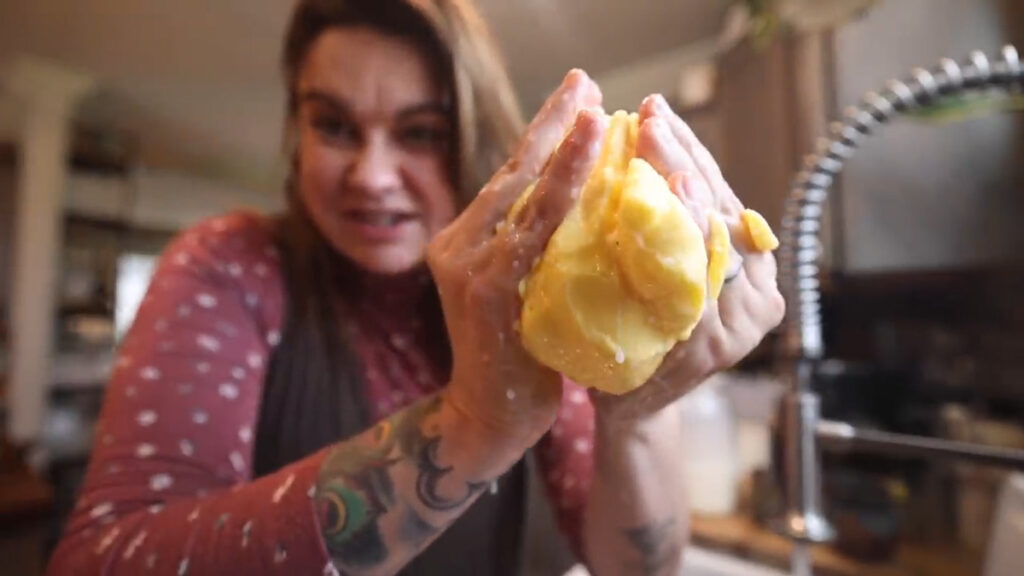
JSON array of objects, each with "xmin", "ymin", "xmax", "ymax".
[{"xmin": 343, "ymin": 245, "xmax": 426, "ymax": 277}]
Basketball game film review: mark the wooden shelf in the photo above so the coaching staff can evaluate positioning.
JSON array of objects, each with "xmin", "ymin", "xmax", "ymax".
[{"xmin": 690, "ymin": 513, "xmax": 982, "ymax": 576}]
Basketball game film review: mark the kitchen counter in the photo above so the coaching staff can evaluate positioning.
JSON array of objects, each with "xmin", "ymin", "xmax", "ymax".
[{"xmin": 690, "ymin": 513, "xmax": 982, "ymax": 576}]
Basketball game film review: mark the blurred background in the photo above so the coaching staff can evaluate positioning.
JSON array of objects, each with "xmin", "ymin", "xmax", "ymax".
[{"xmin": 0, "ymin": 1, "xmax": 1022, "ymax": 575}]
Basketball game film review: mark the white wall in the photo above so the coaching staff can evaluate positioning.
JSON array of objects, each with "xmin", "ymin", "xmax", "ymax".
[{"xmin": 833, "ymin": 0, "xmax": 1024, "ymax": 271}]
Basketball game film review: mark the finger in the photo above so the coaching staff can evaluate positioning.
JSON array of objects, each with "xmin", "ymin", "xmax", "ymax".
[
  {"xmin": 737, "ymin": 250, "xmax": 778, "ymax": 294},
  {"xmin": 667, "ymin": 172, "xmax": 708, "ymax": 237},
  {"xmin": 471, "ymin": 69, "xmax": 602, "ymax": 226},
  {"xmin": 635, "ymin": 116, "xmax": 698, "ymax": 180},
  {"xmin": 643, "ymin": 94, "xmax": 744, "ymax": 216},
  {"xmin": 500, "ymin": 109, "xmax": 607, "ymax": 277}
]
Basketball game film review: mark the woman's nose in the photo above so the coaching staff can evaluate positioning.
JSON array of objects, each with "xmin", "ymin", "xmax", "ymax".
[{"xmin": 346, "ymin": 136, "xmax": 402, "ymax": 195}]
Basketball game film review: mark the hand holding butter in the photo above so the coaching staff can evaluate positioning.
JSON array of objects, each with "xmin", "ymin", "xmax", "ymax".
[{"xmin": 510, "ymin": 106, "xmax": 781, "ymax": 397}]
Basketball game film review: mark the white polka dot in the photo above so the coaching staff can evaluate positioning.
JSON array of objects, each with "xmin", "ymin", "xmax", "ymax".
[
  {"xmin": 178, "ymin": 557, "xmax": 190, "ymax": 576},
  {"xmin": 173, "ymin": 252, "xmax": 191, "ymax": 266},
  {"xmin": 196, "ymin": 334, "xmax": 221, "ymax": 352},
  {"xmin": 551, "ymin": 425, "xmax": 563, "ymax": 438},
  {"xmin": 246, "ymin": 353, "xmax": 263, "ymax": 369},
  {"xmin": 148, "ymin": 503, "xmax": 165, "ymax": 515},
  {"xmin": 90, "ymin": 502, "xmax": 114, "ymax": 519},
  {"xmin": 211, "ymin": 218, "xmax": 230, "ymax": 232},
  {"xmin": 196, "ymin": 293, "xmax": 218, "ymax": 308},
  {"xmin": 178, "ymin": 383, "xmax": 194, "ymax": 395},
  {"xmin": 227, "ymin": 262, "xmax": 243, "ymax": 277},
  {"xmin": 216, "ymin": 321, "xmax": 238, "ymax": 338},
  {"xmin": 245, "ymin": 293, "xmax": 259, "ymax": 308},
  {"xmin": 126, "ymin": 386, "xmax": 137, "ymax": 398},
  {"xmin": 157, "ymin": 341, "xmax": 177, "ymax": 352},
  {"xmin": 569, "ymin": 389, "xmax": 588, "ymax": 405},
  {"xmin": 196, "ymin": 362, "xmax": 211, "ymax": 374},
  {"xmin": 123, "ymin": 530, "xmax": 147, "ymax": 560},
  {"xmin": 187, "ymin": 507, "xmax": 201, "ymax": 522},
  {"xmin": 192, "ymin": 410, "xmax": 209, "ymax": 425},
  {"xmin": 573, "ymin": 438, "xmax": 592, "ymax": 454},
  {"xmin": 506, "ymin": 389, "xmax": 517, "ymax": 400},
  {"xmin": 218, "ymin": 383, "xmax": 239, "ymax": 400},
  {"xmin": 137, "ymin": 411, "xmax": 158, "ymax": 427},
  {"xmin": 241, "ymin": 520, "xmax": 254, "ymax": 548},
  {"xmin": 274, "ymin": 544, "xmax": 288, "ymax": 564},
  {"xmin": 389, "ymin": 333, "xmax": 409, "ymax": 350},
  {"xmin": 238, "ymin": 426, "xmax": 252, "ymax": 444},
  {"xmin": 253, "ymin": 263, "xmax": 269, "ymax": 277},
  {"xmin": 116, "ymin": 356, "xmax": 134, "ymax": 369},
  {"xmin": 106, "ymin": 464, "xmax": 122, "ymax": 475},
  {"xmin": 149, "ymin": 473, "xmax": 173, "ymax": 491},
  {"xmin": 231, "ymin": 367, "xmax": 246, "ymax": 380},
  {"xmin": 180, "ymin": 439, "xmax": 194, "ymax": 457},
  {"xmin": 140, "ymin": 366, "xmax": 161, "ymax": 381},
  {"xmin": 95, "ymin": 527, "xmax": 121, "ymax": 555},
  {"xmin": 177, "ymin": 304, "xmax": 192, "ymax": 317},
  {"xmin": 145, "ymin": 552, "xmax": 158, "ymax": 570},
  {"xmin": 154, "ymin": 319, "xmax": 169, "ymax": 332},
  {"xmin": 272, "ymin": 473, "xmax": 296, "ymax": 503},
  {"xmin": 136, "ymin": 443, "xmax": 157, "ymax": 458},
  {"xmin": 307, "ymin": 485, "xmax": 316, "ymax": 499},
  {"xmin": 324, "ymin": 561, "xmax": 341, "ymax": 576},
  {"xmin": 229, "ymin": 451, "xmax": 246, "ymax": 473},
  {"xmin": 266, "ymin": 330, "xmax": 281, "ymax": 346}
]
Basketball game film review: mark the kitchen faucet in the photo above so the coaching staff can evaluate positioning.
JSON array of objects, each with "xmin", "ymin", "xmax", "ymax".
[{"xmin": 771, "ymin": 44, "xmax": 1024, "ymax": 574}]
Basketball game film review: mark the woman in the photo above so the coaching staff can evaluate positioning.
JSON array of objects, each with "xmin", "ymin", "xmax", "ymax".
[{"xmin": 47, "ymin": 0, "xmax": 785, "ymax": 574}]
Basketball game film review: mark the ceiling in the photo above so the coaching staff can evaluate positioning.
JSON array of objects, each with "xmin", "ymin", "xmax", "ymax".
[{"xmin": 0, "ymin": 0, "xmax": 728, "ymax": 193}]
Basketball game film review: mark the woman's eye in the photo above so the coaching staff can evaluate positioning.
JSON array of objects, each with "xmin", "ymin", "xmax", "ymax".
[
  {"xmin": 313, "ymin": 117, "xmax": 357, "ymax": 143},
  {"xmin": 399, "ymin": 125, "xmax": 449, "ymax": 150}
]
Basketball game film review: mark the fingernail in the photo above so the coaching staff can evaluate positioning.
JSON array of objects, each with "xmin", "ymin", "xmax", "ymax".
[{"xmin": 653, "ymin": 93, "xmax": 671, "ymax": 112}]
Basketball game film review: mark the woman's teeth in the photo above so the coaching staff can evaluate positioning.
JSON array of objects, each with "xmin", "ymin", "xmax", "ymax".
[{"xmin": 350, "ymin": 211, "xmax": 408, "ymax": 226}]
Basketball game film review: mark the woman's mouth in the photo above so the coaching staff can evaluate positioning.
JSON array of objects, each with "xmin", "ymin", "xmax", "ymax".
[{"xmin": 343, "ymin": 209, "xmax": 418, "ymax": 241}]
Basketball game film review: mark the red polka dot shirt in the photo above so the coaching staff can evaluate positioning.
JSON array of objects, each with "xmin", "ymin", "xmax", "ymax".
[{"xmin": 46, "ymin": 211, "xmax": 596, "ymax": 575}]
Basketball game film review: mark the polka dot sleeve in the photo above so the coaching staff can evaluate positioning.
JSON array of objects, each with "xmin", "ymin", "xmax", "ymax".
[
  {"xmin": 535, "ymin": 378, "xmax": 596, "ymax": 560},
  {"xmin": 46, "ymin": 212, "xmax": 338, "ymax": 575}
]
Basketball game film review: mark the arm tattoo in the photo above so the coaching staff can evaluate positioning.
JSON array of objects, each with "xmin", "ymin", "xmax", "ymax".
[
  {"xmin": 623, "ymin": 517, "xmax": 680, "ymax": 576},
  {"xmin": 315, "ymin": 395, "xmax": 489, "ymax": 570}
]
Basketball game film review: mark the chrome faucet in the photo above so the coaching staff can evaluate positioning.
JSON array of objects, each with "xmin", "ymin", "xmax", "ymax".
[{"xmin": 771, "ymin": 45, "xmax": 1024, "ymax": 573}]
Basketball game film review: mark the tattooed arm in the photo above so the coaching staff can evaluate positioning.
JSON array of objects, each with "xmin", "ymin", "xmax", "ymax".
[
  {"xmin": 580, "ymin": 405, "xmax": 690, "ymax": 576},
  {"xmin": 314, "ymin": 392, "xmax": 517, "ymax": 575}
]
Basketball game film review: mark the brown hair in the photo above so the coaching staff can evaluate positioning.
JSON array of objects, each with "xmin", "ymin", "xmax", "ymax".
[{"xmin": 253, "ymin": 0, "xmax": 523, "ymax": 474}]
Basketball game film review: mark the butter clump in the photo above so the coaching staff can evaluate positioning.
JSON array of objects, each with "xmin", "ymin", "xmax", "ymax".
[{"xmin": 511, "ymin": 110, "xmax": 775, "ymax": 395}]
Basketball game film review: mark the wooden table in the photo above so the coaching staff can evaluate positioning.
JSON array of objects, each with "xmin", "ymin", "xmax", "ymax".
[{"xmin": 690, "ymin": 513, "xmax": 982, "ymax": 576}]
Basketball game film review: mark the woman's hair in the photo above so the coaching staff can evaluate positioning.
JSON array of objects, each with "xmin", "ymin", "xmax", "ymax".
[{"xmin": 253, "ymin": 0, "xmax": 523, "ymax": 474}]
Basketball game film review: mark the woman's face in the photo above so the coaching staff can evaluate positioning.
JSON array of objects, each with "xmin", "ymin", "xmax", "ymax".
[{"xmin": 295, "ymin": 27, "xmax": 457, "ymax": 276}]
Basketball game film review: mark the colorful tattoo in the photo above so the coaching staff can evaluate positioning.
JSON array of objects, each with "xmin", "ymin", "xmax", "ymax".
[
  {"xmin": 623, "ymin": 517, "xmax": 680, "ymax": 576},
  {"xmin": 315, "ymin": 395, "xmax": 488, "ymax": 571}
]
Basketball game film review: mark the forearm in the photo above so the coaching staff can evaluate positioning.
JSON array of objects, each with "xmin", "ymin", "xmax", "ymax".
[
  {"xmin": 581, "ymin": 405, "xmax": 690, "ymax": 576},
  {"xmin": 314, "ymin": 390, "xmax": 522, "ymax": 575}
]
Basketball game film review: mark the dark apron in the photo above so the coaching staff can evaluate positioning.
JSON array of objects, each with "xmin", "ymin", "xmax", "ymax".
[{"xmin": 399, "ymin": 458, "xmax": 527, "ymax": 576}]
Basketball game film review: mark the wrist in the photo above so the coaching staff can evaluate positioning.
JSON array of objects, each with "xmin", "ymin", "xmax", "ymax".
[
  {"xmin": 438, "ymin": 389, "xmax": 535, "ymax": 481},
  {"xmin": 594, "ymin": 397, "xmax": 682, "ymax": 445}
]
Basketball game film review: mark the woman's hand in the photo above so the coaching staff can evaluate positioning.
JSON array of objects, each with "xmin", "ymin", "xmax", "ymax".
[
  {"xmin": 427, "ymin": 70, "xmax": 607, "ymax": 452},
  {"xmin": 591, "ymin": 94, "xmax": 786, "ymax": 426}
]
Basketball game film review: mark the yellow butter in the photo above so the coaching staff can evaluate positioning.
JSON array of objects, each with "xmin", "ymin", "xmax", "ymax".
[
  {"xmin": 512, "ymin": 111, "xmax": 776, "ymax": 395},
  {"xmin": 741, "ymin": 208, "xmax": 780, "ymax": 252}
]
